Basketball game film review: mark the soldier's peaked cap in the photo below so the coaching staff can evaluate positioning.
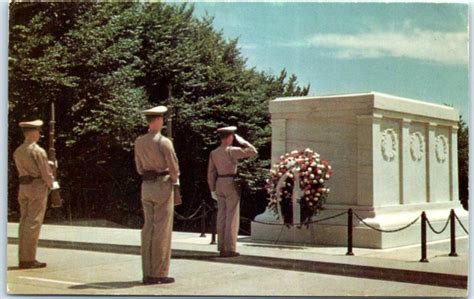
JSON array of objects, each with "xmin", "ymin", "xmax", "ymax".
[
  {"xmin": 216, "ymin": 126, "xmax": 237, "ymax": 134},
  {"xmin": 141, "ymin": 106, "xmax": 168, "ymax": 116},
  {"xmin": 19, "ymin": 120, "xmax": 43, "ymax": 128}
]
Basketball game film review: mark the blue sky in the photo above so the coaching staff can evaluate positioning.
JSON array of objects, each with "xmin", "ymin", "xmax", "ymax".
[{"xmin": 191, "ymin": 2, "xmax": 469, "ymax": 120}]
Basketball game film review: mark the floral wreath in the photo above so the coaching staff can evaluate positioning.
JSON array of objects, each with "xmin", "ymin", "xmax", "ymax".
[
  {"xmin": 410, "ymin": 131, "xmax": 425, "ymax": 161},
  {"xmin": 435, "ymin": 135, "xmax": 448, "ymax": 163},
  {"xmin": 266, "ymin": 148, "xmax": 333, "ymax": 225},
  {"xmin": 381, "ymin": 129, "xmax": 397, "ymax": 161}
]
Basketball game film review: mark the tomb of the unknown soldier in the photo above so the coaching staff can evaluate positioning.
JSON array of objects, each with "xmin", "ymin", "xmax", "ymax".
[{"xmin": 252, "ymin": 92, "xmax": 468, "ymax": 249}]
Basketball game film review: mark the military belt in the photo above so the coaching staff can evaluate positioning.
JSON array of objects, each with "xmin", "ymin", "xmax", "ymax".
[
  {"xmin": 217, "ymin": 174, "xmax": 237, "ymax": 178},
  {"xmin": 142, "ymin": 170, "xmax": 170, "ymax": 181},
  {"xmin": 18, "ymin": 176, "xmax": 41, "ymax": 185}
]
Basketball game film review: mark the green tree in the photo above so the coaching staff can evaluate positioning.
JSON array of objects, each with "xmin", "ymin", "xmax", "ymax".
[
  {"xmin": 458, "ymin": 118, "xmax": 468, "ymax": 210},
  {"xmin": 8, "ymin": 2, "xmax": 83, "ymax": 218},
  {"xmin": 8, "ymin": 2, "xmax": 309, "ymax": 230}
]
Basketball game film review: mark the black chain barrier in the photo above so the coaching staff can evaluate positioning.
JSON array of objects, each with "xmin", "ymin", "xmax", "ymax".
[
  {"xmin": 178, "ymin": 200, "xmax": 466, "ymax": 265},
  {"xmin": 353, "ymin": 212, "xmax": 421, "ymax": 233},
  {"xmin": 426, "ymin": 216, "xmax": 450, "ymax": 235},
  {"xmin": 174, "ymin": 204, "xmax": 205, "ymax": 221},
  {"xmin": 203, "ymin": 202, "xmax": 217, "ymax": 211},
  {"xmin": 454, "ymin": 213, "xmax": 469, "ymax": 235}
]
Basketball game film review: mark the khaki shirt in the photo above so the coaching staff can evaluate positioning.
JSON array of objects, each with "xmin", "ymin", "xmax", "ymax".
[
  {"xmin": 13, "ymin": 140, "xmax": 54, "ymax": 188},
  {"xmin": 207, "ymin": 141, "xmax": 258, "ymax": 192},
  {"xmin": 134, "ymin": 131, "xmax": 180, "ymax": 184}
]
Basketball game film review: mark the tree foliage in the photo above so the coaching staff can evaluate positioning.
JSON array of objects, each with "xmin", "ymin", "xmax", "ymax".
[
  {"xmin": 458, "ymin": 118, "xmax": 469, "ymax": 210},
  {"xmin": 8, "ymin": 2, "xmax": 309, "ymax": 228}
]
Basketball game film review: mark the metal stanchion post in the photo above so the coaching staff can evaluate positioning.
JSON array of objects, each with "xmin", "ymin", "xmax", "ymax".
[
  {"xmin": 346, "ymin": 208, "xmax": 354, "ymax": 256},
  {"xmin": 200, "ymin": 199, "xmax": 207, "ymax": 238},
  {"xmin": 419, "ymin": 211, "xmax": 429, "ymax": 263},
  {"xmin": 449, "ymin": 209, "xmax": 458, "ymax": 257},
  {"xmin": 210, "ymin": 203, "xmax": 217, "ymax": 245}
]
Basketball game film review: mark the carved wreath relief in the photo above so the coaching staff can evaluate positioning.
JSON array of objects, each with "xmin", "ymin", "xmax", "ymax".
[
  {"xmin": 435, "ymin": 135, "xmax": 448, "ymax": 163},
  {"xmin": 410, "ymin": 131, "xmax": 425, "ymax": 161},
  {"xmin": 381, "ymin": 128, "xmax": 398, "ymax": 161}
]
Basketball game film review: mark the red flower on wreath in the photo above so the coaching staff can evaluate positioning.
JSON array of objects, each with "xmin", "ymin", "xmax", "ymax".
[{"xmin": 266, "ymin": 148, "xmax": 333, "ymax": 225}]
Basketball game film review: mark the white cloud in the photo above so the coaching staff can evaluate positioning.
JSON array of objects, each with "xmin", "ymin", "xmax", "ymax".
[
  {"xmin": 240, "ymin": 43, "xmax": 258, "ymax": 50},
  {"xmin": 303, "ymin": 27, "xmax": 468, "ymax": 65}
]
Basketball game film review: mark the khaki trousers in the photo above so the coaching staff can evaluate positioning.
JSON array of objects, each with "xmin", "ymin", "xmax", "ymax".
[
  {"xmin": 215, "ymin": 178, "xmax": 240, "ymax": 253},
  {"xmin": 17, "ymin": 180, "xmax": 48, "ymax": 263},
  {"xmin": 141, "ymin": 177, "xmax": 174, "ymax": 278}
]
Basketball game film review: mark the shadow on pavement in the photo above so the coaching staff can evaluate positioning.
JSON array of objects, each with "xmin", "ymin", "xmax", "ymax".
[
  {"xmin": 69, "ymin": 280, "xmax": 143, "ymax": 290},
  {"xmin": 7, "ymin": 238, "xmax": 468, "ymax": 290},
  {"xmin": 173, "ymin": 253, "xmax": 221, "ymax": 260},
  {"xmin": 242, "ymin": 243, "xmax": 307, "ymax": 250},
  {"xmin": 171, "ymin": 250, "xmax": 468, "ymax": 290}
]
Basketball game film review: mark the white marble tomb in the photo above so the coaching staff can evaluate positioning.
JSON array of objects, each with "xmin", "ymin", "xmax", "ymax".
[{"xmin": 251, "ymin": 92, "xmax": 468, "ymax": 249}]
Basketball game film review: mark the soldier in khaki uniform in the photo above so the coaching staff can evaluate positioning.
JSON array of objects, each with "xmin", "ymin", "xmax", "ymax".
[
  {"xmin": 134, "ymin": 106, "xmax": 180, "ymax": 285},
  {"xmin": 13, "ymin": 120, "xmax": 59, "ymax": 269},
  {"xmin": 207, "ymin": 126, "xmax": 257, "ymax": 257}
]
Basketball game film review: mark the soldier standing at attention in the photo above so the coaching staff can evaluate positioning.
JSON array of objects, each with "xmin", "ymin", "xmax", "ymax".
[
  {"xmin": 207, "ymin": 126, "xmax": 257, "ymax": 257},
  {"xmin": 13, "ymin": 120, "xmax": 59, "ymax": 269},
  {"xmin": 134, "ymin": 106, "xmax": 180, "ymax": 285}
]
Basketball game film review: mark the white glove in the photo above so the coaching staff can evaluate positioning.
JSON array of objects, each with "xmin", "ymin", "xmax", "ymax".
[
  {"xmin": 234, "ymin": 134, "xmax": 248, "ymax": 146},
  {"xmin": 51, "ymin": 181, "xmax": 60, "ymax": 190},
  {"xmin": 211, "ymin": 191, "xmax": 218, "ymax": 201}
]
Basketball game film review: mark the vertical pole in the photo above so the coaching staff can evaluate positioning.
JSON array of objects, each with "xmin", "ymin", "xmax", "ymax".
[
  {"xmin": 210, "ymin": 204, "xmax": 217, "ymax": 244},
  {"xmin": 210, "ymin": 231, "xmax": 216, "ymax": 244},
  {"xmin": 420, "ymin": 211, "xmax": 429, "ymax": 262},
  {"xmin": 166, "ymin": 112, "xmax": 173, "ymax": 140},
  {"xmin": 346, "ymin": 209, "xmax": 354, "ymax": 256},
  {"xmin": 166, "ymin": 84, "xmax": 173, "ymax": 140},
  {"xmin": 49, "ymin": 102, "xmax": 63, "ymax": 208},
  {"xmin": 200, "ymin": 199, "xmax": 207, "ymax": 237},
  {"xmin": 49, "ymin": 102, "xmax": 56, "ymax": 163},
  {"xmin": 449, "ymin": 209, "xmax": 458, "ymax": 257}
]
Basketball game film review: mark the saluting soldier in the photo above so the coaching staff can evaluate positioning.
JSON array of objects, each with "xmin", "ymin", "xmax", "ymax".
[
  {"xmin": 207, "ymin": 126, "xmax": 257, "ymax": 257},
  {"xmin": 13, "ymin": 120, "xmax": 59, "ymax": 269},
  {"xmin": 134, "ymin": 106, "xmax": 180, "ymax": 285}
]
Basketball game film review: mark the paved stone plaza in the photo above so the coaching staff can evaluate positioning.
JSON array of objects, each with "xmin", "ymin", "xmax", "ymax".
[{"xmin": 5, "ymin": 223, "xmax": 469, "ymax": 296}]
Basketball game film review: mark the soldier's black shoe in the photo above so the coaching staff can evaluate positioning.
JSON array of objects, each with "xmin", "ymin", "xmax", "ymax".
[
  {"xmin": 143, "ymin": 276, "xmax": 175, "ymax": 285},
  {"xmin": 19, "ymin": 260, "xmax": 47, "ymax": 269},
  {"xmin": 156, "ymin": 277, "xmax": 175, "ymax": 284}
]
